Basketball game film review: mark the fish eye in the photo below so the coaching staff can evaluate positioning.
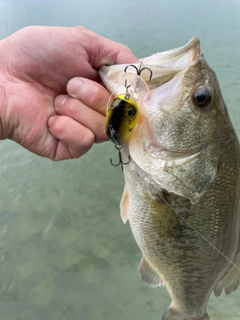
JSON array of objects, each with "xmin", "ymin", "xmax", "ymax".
[
  {"xmin": 193, "ymin": 86, "xmax": 212, "ymax": 108},
  {"xmin": 126, "ymin": 107, "xmax": 137, "ymax": 119}
]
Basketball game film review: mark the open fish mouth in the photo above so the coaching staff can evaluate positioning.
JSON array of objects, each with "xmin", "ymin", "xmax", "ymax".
[{"xmin": 99, "ymin": 37, "xmax": 201, "ymax": 94}]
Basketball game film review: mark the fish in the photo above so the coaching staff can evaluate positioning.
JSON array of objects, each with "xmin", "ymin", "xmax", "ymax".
[{"xmin": 99, "ymin": 38, "xmax": 240, "ymax": 320}]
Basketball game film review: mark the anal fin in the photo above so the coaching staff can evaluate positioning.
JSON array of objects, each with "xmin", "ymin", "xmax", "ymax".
[
  {"xmin": 138, "ymin": 256, "xmax": 164, "ymax": 288},
  {"xmin": 214, "ymin": 253, "xmax": 240, "ymax": 296}
]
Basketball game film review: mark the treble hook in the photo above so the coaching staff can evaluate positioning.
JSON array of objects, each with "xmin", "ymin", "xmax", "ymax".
[
  {"xmin": 124, "ymin": 62, "xmax": 153, "ymax": 82},
  {"xmin": 110, "ymin": 144, "xmax": 130, "ymax": 171}
]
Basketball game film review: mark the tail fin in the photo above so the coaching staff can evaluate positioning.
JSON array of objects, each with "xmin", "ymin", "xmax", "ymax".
[{"xmin": 162, "ymin": 306, "xmax": 210, "ymax": 320}]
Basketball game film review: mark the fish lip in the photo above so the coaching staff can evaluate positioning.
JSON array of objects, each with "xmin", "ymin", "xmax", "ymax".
[{"xmin": 140, "ymin": 37, "xmax": 200, "ymax": 63}]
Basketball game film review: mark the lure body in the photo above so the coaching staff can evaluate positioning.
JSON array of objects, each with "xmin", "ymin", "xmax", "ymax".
[
  {"xmin": 106, "ymin": 93, "xmax": 140, "ymax": 146},
  {"xmin": 105, "ymin": 69, "xmax": 150, "ymax": 171}
]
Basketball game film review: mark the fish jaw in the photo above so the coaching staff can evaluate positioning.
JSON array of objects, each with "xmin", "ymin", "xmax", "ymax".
[{"xmin": 99, "ymin": 37, "xmax": 201, "ymax": 95}]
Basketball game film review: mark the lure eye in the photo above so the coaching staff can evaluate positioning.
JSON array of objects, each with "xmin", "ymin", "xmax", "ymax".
[
  {"xmin": 193, "ymin": 86, "xmax": 212, "ymax": 108},
  {"xmin": 126, "ymin": 107, "xmax": 136, "ymax": 118}
]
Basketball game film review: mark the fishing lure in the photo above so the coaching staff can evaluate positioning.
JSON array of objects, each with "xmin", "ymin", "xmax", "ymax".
[{"xmin": 106, "ymin": 63, "xmax": 152, "ymax": 170}]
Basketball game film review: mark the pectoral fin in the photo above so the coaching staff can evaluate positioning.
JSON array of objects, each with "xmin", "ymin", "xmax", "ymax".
[
  {"xmin": 149, "ymin": 193, "xmax": 181, "ymax": 240},
  {"xmin": 214, "ymin": 253, "xmax": 240, "ymax": 296},
  {"xmin": 138, "ymin": 256, "xmax": 164, "ymax": 288},
  {"xmin": 120, "ymin": 184, "xmax": 129, "ymax": 224}
]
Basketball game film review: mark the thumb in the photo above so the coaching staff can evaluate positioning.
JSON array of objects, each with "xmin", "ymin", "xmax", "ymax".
[{"xmin": 81, "ymin": 28, "xmax": 138, "ymax": 67}]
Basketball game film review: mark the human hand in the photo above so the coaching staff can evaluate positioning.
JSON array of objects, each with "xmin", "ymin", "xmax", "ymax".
[
  {"xmin": 50, "ymin": 76, "xmax": 113, "ymax": 159},
  {"xmin": 0, "ymin": 26, "xmax": 137, "ymax": 160}
]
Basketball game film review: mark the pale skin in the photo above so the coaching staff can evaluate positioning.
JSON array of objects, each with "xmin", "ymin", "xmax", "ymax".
[{"xmin": 0, "ymin": 26, "xmax": 138, "ymax": 160}]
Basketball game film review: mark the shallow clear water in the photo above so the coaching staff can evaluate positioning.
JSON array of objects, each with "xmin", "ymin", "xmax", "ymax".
[{"xmin": 0, "ymin": 0, "xmax": 240, "ymax": 319}]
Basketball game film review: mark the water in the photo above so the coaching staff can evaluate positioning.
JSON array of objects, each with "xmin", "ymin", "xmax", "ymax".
[{"xmin": 0, "ymin": 0, "xmax": 239, "ymax": 319}]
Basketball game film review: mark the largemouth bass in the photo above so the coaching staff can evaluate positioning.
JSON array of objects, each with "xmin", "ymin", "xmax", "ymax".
[{"xmin": 99, "ymin": 38, "xmax": 240, "ymax": 320}]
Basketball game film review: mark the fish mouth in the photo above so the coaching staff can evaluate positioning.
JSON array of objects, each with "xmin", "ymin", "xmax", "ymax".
[{"xmin": 99, "ymin": 37, "xmax": 201, "ymax": 95}]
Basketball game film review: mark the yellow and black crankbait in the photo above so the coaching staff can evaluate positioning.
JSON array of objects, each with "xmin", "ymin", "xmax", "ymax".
[
  {"xmin": 106, "ymin": 92, "xmax": 140, "ymax": 146},
  {"xmin": 106, "ymin": 64, "xmax": 152, "ymax": 170}
]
